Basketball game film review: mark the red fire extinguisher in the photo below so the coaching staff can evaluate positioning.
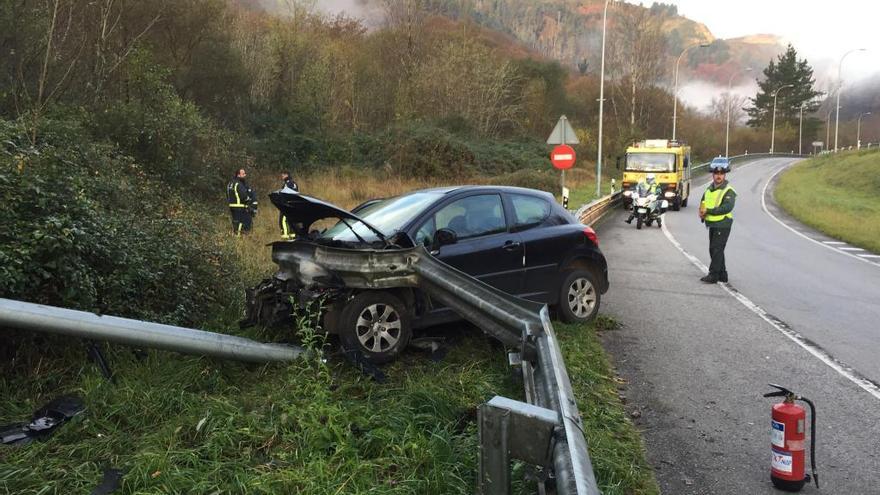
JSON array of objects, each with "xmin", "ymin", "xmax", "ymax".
[{"xmin": 763, "ymin": 384, "xmax": 819, "ymax": 492}]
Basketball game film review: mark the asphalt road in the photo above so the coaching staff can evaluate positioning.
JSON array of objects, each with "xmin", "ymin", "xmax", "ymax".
[{"xmin": 596, "ymin": 157, "xmax": 880, "ymax": 494}]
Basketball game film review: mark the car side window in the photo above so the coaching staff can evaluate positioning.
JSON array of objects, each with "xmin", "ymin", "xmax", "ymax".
[
  {"xmin": 417, "ymin": 194, "xmax": 507, "ymax": 243},
  {"xmin": 511, "ymin": 194, "xmax": 551, "ymax": 230}
]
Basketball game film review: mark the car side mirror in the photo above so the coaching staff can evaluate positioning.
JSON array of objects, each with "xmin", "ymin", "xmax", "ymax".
[{"xmin": 432, "ymin": 228, "xmax": 458, "ymax": 251}]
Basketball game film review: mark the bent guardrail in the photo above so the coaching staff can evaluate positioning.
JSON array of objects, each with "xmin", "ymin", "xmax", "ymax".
[{"xmin": 1, "ymin": 240, "xmax": 601, "ymax": 495}]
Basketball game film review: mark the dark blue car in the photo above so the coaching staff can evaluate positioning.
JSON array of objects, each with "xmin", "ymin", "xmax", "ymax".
[{"xmin": 247, "ymin": 185, "xmax": 609, "ymax": 363}]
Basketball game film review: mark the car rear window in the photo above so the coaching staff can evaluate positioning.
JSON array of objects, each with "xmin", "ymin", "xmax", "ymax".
[{"xmin": 511, "ymin": 194, "xmax": 551, "ymax": 229}]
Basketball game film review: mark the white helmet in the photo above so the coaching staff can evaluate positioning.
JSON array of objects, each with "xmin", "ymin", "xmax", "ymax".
[{"xmin": 646, "ymin": 173, "xmax": 656, "ymax": 184}]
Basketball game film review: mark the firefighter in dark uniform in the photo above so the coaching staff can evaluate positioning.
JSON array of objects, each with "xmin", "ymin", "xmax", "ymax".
[
  {"xmin": 227, "ymin": 168, "xmax": 257, "ymax": 236},
  {"xmin": 279, "ymin": 171, "xmax": 298, "ymax": 240},
  {"xmin": 699, "ymin": 162, "xmax": 736, "ymax": 283}
]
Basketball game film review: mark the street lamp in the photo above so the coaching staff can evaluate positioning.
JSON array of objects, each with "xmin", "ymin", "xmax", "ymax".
[
  {"xmin": 825, "ymin": 109, "xmax": 834, "ymax": 151},
  {"xmin": 857, "ymin": 112, "xmax": 872, "ymax": 149},
  {"xmin": 725, "ymin": 67, "xmax": 752, "ymax": 157},
  {"xmin": 770, "ymin": 84, "xmax": 794, "ymax": 154},
  {"xmin": 834, "ymin": 48, "xmax": 867, "ymax": 152},
  {"xmin": 672, "ymin": 42, "xmax": 710, "ymax": 141},
  {"xmin": 798, "ymin": 103, "xmax": 805, "ymax": 155},
  {"xmin": 596, "ymin": 0, "xmax": 614, "ymax": 198}
]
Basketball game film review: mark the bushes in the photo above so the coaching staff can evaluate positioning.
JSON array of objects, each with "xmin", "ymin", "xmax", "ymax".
[{"xmin": 0, "ymin": 118, "xmax": 240, "ymax": 326}]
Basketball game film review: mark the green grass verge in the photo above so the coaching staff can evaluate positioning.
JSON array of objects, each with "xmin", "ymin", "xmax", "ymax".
[
  {"xmin": 775, "ymin": 149, "xmax": 880, "ymax": 253},
  {"xmin": 1, "ymin": 316, "xmax": 657, "ymax": 494}
]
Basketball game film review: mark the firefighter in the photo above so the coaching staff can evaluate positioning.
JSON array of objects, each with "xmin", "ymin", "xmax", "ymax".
[
  {"xmin": 227, "ymin": 168, "xmax": 257, "ymax": 236},
  {"xmin": 279, "ymin": 171, "xmax": 299, "ymax": 239},
  {"xmin": 699, "ymin": 162, "xmax": 736, "ymax": 283}
]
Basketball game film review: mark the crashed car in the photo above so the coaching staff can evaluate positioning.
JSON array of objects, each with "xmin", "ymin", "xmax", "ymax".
[{"xmin": 243, "ymin": 186, "xmax": 609, "ymax": 363}]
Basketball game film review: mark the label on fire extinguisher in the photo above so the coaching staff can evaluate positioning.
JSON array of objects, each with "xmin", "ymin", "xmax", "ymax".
[
  {"xmin": 771, "ymin": 420, "xmax": 785, "ymax": 448},
  {"xmin": 771, "ymin": 447, "xmax": 793, "ymax": 474}
]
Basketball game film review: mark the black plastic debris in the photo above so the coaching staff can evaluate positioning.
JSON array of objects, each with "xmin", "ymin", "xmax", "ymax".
[
  {"xmin": 91, "ymin": 466, "xmax": 125, "ymax": 495},
  {"xmin": 341, "ymin": 347, "xmax": 387, "ymax": 383},
  {"xmin": 0, "ymin": 394, "xmax": 85, "ymax": 446}
]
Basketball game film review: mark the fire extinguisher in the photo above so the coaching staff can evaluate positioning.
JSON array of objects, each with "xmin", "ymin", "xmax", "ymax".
[{"xmin": 763, "ymin": 384, "xmax": 819, "ymax": 492}]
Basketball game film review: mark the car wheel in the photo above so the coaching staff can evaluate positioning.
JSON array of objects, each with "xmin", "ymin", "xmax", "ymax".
[
  {"xmin": 672, "ymin": 195, "xmax": 682, "ymax": 211},
  {"xmin": 559, "ymin": 270, "xmax": 600, "ymax": 323},
  {"xmin": 681, "ymin": 195, "xmax": 689, "ymax": 208},
  {"xmin": 339, "ymin": 291, "xmax": 411, "ymax": 364}
]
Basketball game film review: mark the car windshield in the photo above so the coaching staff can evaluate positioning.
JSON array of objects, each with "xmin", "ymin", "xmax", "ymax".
[
  {"xmin": 626, "ymin": 153, "xmax": 675, "ymax": 172},
  {"xmin": 320, "ymin": 192, "xmax": 443, "ymax": 243},
  {"xmin": 711, "ymin": 158, "xmax": 729, "ymax": 167}
]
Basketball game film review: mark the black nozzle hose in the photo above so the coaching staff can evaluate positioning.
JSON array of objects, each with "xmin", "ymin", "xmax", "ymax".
[{"xmin": 799, "ymin": 396, "xmax": 819, "ymax": 489}]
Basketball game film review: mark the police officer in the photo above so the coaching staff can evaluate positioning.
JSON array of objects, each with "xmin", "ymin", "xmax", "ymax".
[
  {"xmin": 699, "ymin": 162, "xmax": 736, "ymax": 283},
  {"xmin": 227, "ymin": 168, "xmax": 257, "ymax": 236},
  {"xmin": 279, "ymin": 171, "xmax": 299, "ymax": 239},
  {"xmin": 625, "ymin": 173, "xmax": 662, "ymax": 224}
]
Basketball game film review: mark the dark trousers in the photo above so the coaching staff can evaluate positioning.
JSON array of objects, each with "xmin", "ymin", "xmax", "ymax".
[
  {"xmin": 708, "ymin": 226, "xmax": 731, "ymax": 277},
  {"xmin": 230, "ymin": 208, "xmax": 252, "ymax": 235}
]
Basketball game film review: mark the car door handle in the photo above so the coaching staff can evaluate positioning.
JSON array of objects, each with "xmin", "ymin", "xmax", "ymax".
[{"xmin": 502, "ymin": 241, "xmax": 522, "ymax": 251}]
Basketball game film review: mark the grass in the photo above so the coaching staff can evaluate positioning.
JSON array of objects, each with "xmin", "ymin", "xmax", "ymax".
[
  {"xmin": 775, "ymin": 149, "xmax": 880, "ymax": 253},
  {"xmin": 1, "ymin": 320, "xmax": 657, "ymax": 494},
  {"xmin": 1, "ymin": 167, "xmax": 658, "ymax": 494}
]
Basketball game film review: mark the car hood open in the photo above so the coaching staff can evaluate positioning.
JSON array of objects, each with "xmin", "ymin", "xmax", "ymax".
[{"xmin": 269, "ymin": 190, "xmax": 386, "ymax": 239}]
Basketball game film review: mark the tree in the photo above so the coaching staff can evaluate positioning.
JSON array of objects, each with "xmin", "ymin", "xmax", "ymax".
[
  {"xmin": 607, "ymin": 4, "xmax": 667, "ymax": 134},
  {"xmin": 746, "ymin": 44, "xmax": 822, "ymax": 129}
]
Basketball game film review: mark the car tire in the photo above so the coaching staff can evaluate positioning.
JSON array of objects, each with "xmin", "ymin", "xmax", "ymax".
[
  {"xmin": 672, "ymin": 195, "xmax": 681, "ymax": 211},
  {"xmin": 338, "ymin": 291, "xmax": 411, "ymax": 364},
  {"xmin": 681, "ymin": 195, "xmax": 689, "ymax": 208},
  {"xmin": 558, "ymin": 269, "xmax": 600, "ymax": 324}
]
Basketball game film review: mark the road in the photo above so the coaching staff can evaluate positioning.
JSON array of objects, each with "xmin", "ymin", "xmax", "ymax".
[{"xmin": 596, "ymin": 157, "xmax": 880, "ymax": 494}]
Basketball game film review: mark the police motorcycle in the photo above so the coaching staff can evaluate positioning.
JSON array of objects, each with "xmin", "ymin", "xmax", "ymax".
[{"xmin": 623, "ymin": 176, "xmax": 668, "ymax": 230}]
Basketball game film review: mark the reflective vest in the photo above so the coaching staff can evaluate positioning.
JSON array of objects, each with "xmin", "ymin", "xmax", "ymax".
[
  {"xmin": 227, "ymin": 179, "xmax": 248, "ymax": 208},
  {"xmin": 702, "ymin": 185, "xmax": 735, "ymax": 223}
]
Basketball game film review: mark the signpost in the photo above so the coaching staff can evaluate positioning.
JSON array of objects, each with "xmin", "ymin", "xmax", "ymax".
[{"xmin": 547, "ymin": 116, "xmax": 579, "ymax": 208}]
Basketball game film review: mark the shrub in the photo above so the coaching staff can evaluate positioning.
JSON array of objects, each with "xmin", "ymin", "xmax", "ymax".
[{"xmin": 0, "ymin": 117, "xmax": 240, "ymax": 326}]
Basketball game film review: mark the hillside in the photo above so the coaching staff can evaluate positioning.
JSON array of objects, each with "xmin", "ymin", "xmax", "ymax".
[{"xmin": 252, "ymin": 1, "xmax": 785, "ymax": 90}]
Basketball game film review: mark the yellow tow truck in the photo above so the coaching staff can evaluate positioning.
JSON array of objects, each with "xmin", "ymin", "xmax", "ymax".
[{"xmin": 619, "ymin": 139, "xmax": 692, "ymax": 211}]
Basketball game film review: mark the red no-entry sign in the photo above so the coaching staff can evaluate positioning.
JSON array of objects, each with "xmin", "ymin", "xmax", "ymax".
[{"xmin": 551, "ymin": 144, "xmax": 576, "ymax": 170}]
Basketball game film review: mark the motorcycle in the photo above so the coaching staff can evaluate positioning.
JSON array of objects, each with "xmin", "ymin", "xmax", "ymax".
[{"xmin": 624, "ymin": 185, "xmax": 668, "ymax": 230}]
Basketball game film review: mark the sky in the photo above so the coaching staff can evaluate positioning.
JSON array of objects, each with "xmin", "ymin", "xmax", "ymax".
[{"xmin": 662, "ymin": 0, "xmax": 880, "ymax": 84}]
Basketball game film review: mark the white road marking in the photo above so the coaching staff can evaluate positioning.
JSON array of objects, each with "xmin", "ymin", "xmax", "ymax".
[
  {"xmin": 760, "ymin": 163, "xmax": 880, "ymax": 268},
  {"xmin": 840, "ymin": 247, "xmax": 865, "ymax": 251},
  {"xmin": 661, "ymin": 219, "xmax": 880, "ymax": 400},
  {"xmin": 822, "ymin": 241, "xmax": 846, "ymax": 245},
  {"xmin": 858, "ymin": 254, "xmax": 880, "ymax": 259}
]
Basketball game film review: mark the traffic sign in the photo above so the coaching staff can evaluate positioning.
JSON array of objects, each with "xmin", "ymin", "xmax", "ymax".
[
  {"xmin": 547, "ymin": 115, "xmax": 580, "ymax": 145},
  {"xmin": 551, "ymin": 144, "xmax": 576, "ymax": 170}
]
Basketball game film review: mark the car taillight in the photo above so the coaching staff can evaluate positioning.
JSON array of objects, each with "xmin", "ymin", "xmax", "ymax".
[{"xmin": 584, "ymin": 227, "xmax": 598, "ymax": 247}]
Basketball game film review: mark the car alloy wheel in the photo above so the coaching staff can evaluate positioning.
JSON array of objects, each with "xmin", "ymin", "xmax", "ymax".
[
  {"xmin": 355, "ymin": 303, "xmax": 403, "ymax": 353},
  {"xmin": 558, "ymin": 269, "xmax": 601, "ymax": 323},
  {"xmin": 339, "ymin": 291, "xmax": 411, "ymax": 364}
]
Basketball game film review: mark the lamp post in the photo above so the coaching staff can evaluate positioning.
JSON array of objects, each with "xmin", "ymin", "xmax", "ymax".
[
  {"xmin": 798, "ymin": 103, "xmax": 805, "ymax": 155},
  {"xmin": 596, "ymin": 0, "xmax": 613, "ymax": 198},
  {"xmin": 770, "ymin": 84, "xmax": 794, "ymax": 154},
  {"xmin": 857, "ymin": 112, "xmax": 872, "ymax": 149},
  {"xmin": 672, "ymin": 42, "xmax": 710, "ymax": 141},
  {"xmin": 725, "ymin": 67, "xmax": 752, "ymax": 157},
  {"xmin": 834, "ymin": 48, "xmax": 867, "ymax": 152}
]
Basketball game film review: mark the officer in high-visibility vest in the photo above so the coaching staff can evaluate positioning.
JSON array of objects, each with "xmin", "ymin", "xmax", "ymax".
[
  {"xmin": 699, "ymin": 162, "xmax": 736, "ymax": 283},
  {"xmin": 227, "ymin": 168, "xmax": 257, "ymax": 236},
  {"xmin": 624, "ymin": 173, "xmax": 662, "ymax": 224},
  {"xmin": 279, "ymin": 171, "xmax": 299, "ymax": 239}
]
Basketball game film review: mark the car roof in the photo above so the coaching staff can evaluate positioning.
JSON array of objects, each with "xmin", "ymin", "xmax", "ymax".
[
  {"xmin": 712, "ymin": 157, "xmax": 730, "ymax": 162},
  {"xmin": 407, "ymin": 185, "xmax": 553, "ymax": 198}
]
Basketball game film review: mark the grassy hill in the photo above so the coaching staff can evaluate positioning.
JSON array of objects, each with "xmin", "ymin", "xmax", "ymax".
[{"xmin": 776, "ymin": 149, "xmax": 880, "ymax": 253}]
